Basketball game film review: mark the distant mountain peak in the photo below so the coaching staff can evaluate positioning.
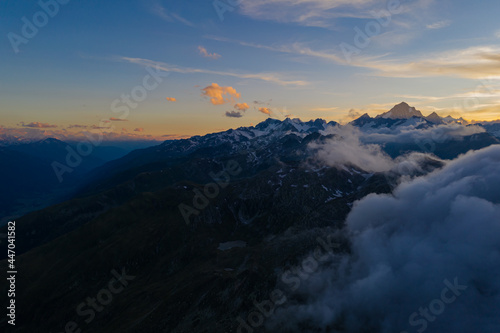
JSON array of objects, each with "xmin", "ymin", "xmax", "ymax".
[
  {"xmin": 39, "ymin": 137, "xmax": 65, "ymax": 144},
  {"xmin": 377, "ymin": 102, "xmax": 424, "ymax": 120},
  {"xmin": 425, "ymin": 112, "xmax": 443, "ymax": 124},
  {"xmin": 443, "ymin": 115, "xmax": 469, "ymax": 125}
]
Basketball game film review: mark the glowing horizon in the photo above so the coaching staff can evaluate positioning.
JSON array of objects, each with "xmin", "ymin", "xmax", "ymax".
[{"xmin": 2, "ymin": 0, "xmax": 500, "ymax": 139}]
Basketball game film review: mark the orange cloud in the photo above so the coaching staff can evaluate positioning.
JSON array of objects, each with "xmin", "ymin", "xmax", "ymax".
[
  {"xmin": 259, "ymin": 107, "xmax": 272, "ymax": 115},
  {"xmin": 166, "ymin": 97, "xmax": 177, "ymax": 102},
  {"xmin": 109, "ymin": 117, "xmax": 128, "ymax": 121},
  {"xmin": 134, "ymin": 128, "xmax": 144, "ymax": 132},
  {"xmin": 198, "ymin": 46, "xmax": 221, "ymax": 60},
  {"xmin": 21, "ymin": 122, "xmax": 57, "ymax": 128},
  {"xmin": 235, "ymin": 103, "xmax": 250, "ymax": 111},
  {"xmin": 202, "ymin": 83, "xmax": 241, "ymax": 106}
]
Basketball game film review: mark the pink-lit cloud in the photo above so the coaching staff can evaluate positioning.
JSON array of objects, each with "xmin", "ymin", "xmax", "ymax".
[{"xmin": 198, "ymin": 46, "xmax": 221, "ymax": 60}]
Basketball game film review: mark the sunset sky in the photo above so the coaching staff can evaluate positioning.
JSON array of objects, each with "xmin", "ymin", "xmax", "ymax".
[{"xmin": 2, "ymin": 0, "xmax": 500, "ymax": 139}]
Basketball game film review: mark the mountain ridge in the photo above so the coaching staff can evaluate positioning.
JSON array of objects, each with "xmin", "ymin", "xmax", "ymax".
[{"xmin": 376, "ymin": 102, "xmax": 424, "ymax": 119}]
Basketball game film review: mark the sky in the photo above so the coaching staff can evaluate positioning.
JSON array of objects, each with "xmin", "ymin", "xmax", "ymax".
[{"xmin": 1, "ymin": 0, "xmax": 500, "ymax": 140}]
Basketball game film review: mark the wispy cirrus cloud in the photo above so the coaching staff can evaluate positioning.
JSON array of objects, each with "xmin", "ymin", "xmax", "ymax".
[
  {"xmin": 310, "ymin": 107, "xmax": 338, "ymax": 112},
  {"xmin": 363, "ymin": 45, "xmax": 500, "ymax": 79},
  {"xmin": 239, "ymin": 0, "xmax": 376, "ymax": 27},
  {"xmin": 396, "ymin": 89, "xmax": 500, "ymax": 103},
  {"xmin": 150, "ymin": 0, "xmax": 194, "ymax": 27},
  {"xmin": 121, "ymin": 57, "xmax": 309, "ymax": 86},
  {"xmin": 208, "ymin": 34, "xmax": 408, "ymax": 66},
  {"xmin": 426, "ymin": 20, "xmax": 452, "ymax": 29},
  {"xmin": 238, "ymin": 0, "xmax": 436, "ymax": 28},
  {"xmin": 210, "ymin": 36, "xmax": 500, "ymax": 80},
  {"xmin": 463, "ymin": 105, "xmax": 500, "ymax": 120},
  {"xmin": 207, "ymin": 35, "xmax": 348, "ymax": 64},
  {"xmin": 370, "ymin": 30, "xmax": 417, "ymax": 47}
]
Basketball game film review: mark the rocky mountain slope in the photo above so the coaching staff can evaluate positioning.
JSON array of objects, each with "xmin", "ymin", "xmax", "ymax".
[{"xmin": 1, "ymin": 103, "xmax": 499, "ymax": 332}]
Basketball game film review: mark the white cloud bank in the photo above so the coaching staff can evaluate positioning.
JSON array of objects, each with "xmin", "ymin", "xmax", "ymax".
[
  {"xmin": 270, "ymin": 144, "xmax": 500, "ymax": 332},
  {"xmin": 309, "ymin": 123, "xmax": 487, "ymax": 173},
  {"xmin": 310, "ymin": 125, "xmax": 394, "ymax": 172}
]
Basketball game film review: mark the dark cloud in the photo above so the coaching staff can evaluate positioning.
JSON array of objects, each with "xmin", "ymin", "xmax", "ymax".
[{"xmin": 225, "ymin": 111, "xmax": 244, "ymax": 118}]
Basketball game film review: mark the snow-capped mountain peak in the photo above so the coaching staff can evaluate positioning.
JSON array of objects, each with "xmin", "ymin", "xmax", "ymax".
[
  {"xmin": 158, "ymin": 117, "xmax": 339, "ymax": 156},
  {"xmin": 377, "ymin": 102, "xmax": 424, "ymax": 119}
]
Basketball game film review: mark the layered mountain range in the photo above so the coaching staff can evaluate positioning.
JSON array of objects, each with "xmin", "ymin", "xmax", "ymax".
[
  {"xmin": 0, "ymin": 103, "xmax": 499, "ymax": 333},
  {"xmin": 353, "ymin": 102, "xmax": 473, "ymax": 127}
]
